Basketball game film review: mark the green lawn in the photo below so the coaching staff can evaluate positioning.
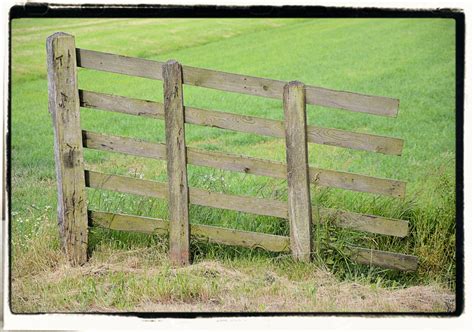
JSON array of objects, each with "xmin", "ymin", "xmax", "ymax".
[{"xmin": 10, "ymin": 18, "xmax": 456, "ymax": 312}]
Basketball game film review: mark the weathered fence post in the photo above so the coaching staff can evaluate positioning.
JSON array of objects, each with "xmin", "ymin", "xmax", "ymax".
[
  {"xmin": 162, "ymin": 60, "xmax": 191, "ymax": 266},
  {"xmin": 283, "ymin": 81, "xmax": 313, "ymax": 262},
  {"xmin": 47, "ymin": 32, "xmax": 88, "ymax": 265}
]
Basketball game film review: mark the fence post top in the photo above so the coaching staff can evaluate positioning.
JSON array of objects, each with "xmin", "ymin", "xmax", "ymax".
[
  {"xmin": 286, "ymin": 80, "xmax": 305, "ymax": 89},
  {"xmin": 47, "ymin": 32, "xmax": 74, "ymax": 43},
  {"xmin": 165, "ymin": 59, "xmax": 181, "ymax": 66},
  {"xmin": 46, "ymin": 32, "xmax": 75, "ymax": 52}
]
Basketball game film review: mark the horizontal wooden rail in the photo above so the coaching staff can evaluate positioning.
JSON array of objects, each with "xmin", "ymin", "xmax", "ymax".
[
  {"xmin": 82, "ymin": 130, "xmax": 406, "ymax": 198},
  {"xmin": 89, "ymin": 210, "xmax": 169, "ymax": 235},
  {"xmin": 89, "ymin": 210, "xmax": 290, "ymax": 252},
  {"xmin": 88, "ymin": 210, "xmax": 415, "ymax": 270},
  {"xmin": 85, "ymin": 170, "xmax": 408, "ymax": 237},
  {"xmin": 346, "ymin": 246, "xmax": 418, "ymax": 272},
  {"xmin": 76, "ymin": 48, "xmax": 399, "ymax": 117},
  {"xmin": 191, "ymin": 224, "xmax": 290, "ymax": 253},
  {"xmin": 85, "ymin": 170, "xmax": 286, "ymax": 219},
  {"xmin": 79, "ymin": 90, "xmax": 403, "ymax": 155},
  {"xmin": 319, "ymin": 207, "xmax": 408, "ymax": 238}
]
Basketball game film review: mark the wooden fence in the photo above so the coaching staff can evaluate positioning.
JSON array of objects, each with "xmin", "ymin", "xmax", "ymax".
[{"xmin": 47, "ymin": 32, "xmax": 418, "ymax": 271}]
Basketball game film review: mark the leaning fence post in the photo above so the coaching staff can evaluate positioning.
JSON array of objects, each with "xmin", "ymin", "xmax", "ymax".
[
  {"xmin": 46, "ymin": 32, "xmax": 88, "ymax": 265},
  {"xmin": 283, "ymin": 81, "xmax": 313, "ymax": 262},
  {"xmin": 162, "ymin": 60, "xmax": 191, "ymax": 266}
]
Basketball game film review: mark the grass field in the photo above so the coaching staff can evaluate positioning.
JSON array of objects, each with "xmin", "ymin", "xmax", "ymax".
[{"xmin": 10, "ymin": 18, "xmax": 456, "ymax": 312}]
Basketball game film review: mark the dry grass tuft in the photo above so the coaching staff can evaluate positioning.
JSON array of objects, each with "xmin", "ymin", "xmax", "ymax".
[{"xmin": 11, "ymin": 245, "xmax": 455, "ymax": 313}]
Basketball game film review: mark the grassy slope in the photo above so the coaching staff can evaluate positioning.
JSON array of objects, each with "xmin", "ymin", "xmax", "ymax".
[{"xmin": 10, "ymin": 18, "xmax": 456, "ymax": 312}]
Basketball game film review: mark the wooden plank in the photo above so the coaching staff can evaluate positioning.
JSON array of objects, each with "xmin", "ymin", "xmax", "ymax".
[
  {"xmin": 189, "ymin": 187, "xmax": 287, "ymax": 219},
  {"xmin": 184, "ymin": 66, "xmax": 399, "ymax": 117},
  {"xmin": 88, "ymin": 210, "xmax": 289, "ymax": 252},
  {"xmin": 82, "ymin": 130, "xmax": 166, "ymax": 159},
  {"xmin": 305, "ymin": 126, "xmax": 402, "ymax": 155},
  {"xmin": 305, "ymin": 86, "xmax": 399, "ymax": 118},
  {"xmin": 76, "ymin": 48, "xmax": 399, "ymax": 117},
  {"xmin": 76, "ymin": 48, "xmax": 163, "ymax": 80},
  {"xmin": 85, "ymin": 171, "xmax": 409, "ymax": 237},
  {"xmin": 82, "ymin": 130, "xmax": 406, "ymax": 198},
  {"xmin": 163, "ymin": 60, "xmax": 190, "ymax": 266},
  {"xmin": 79, "ymin": 90, "xmax": 163, "ymax": 118},
  {"xmin": 85, "ymin": 170, "xmax": 287, "ymax": 219},
  {"xmin": 284, "ymin": 81, "xmax": 313, "ymax": 261},
  {"xmin": 346, "ymin": 246, "xmax": 418, "ymax": 272},
  {"xmin": 318, "ymin": 208, "xmax": 408, "ymax": 237},
  {"xmin": 89, "ymin": 210, "xmax": 415, "ymax": 269},
  {"xmin": 47, "ymin": 33, "xmax": 88, "ymax": 265},
  {"xmin": 79, "ymin": 90, "xmax": 403, "ymax": 155},
  {"xmin": 308, "ymin": 168, "xmax": 405, "ymax": 198},
  {"xmin": 188, "ymin": 149, "xmax": 406, "ymax": 198},
  {"xmin": 89, "ymin": 210, "xmax": 168, "ymax": 235},
  {"xmin": 191, "ymin": 223, "xmax": 290, "ymax": 252},
  {"xmin": 84, "ymin": 170, "xmax": 168, "ymax": 198}
]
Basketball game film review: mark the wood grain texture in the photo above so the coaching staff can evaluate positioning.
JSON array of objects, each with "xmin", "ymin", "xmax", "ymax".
[
  {"xmin": 82, "ymin": 130, "xmax": 406, "ymax": 198},
  {"xmin": 85, "ymin": 170, "xmax": 287, "ymax": 219},
  {"xmin": 82, "ymin": 130, "xmax": 166, "ymax": 159},
  {"xmin": 318, "ymin": 208, "xmax": 408, "ymax": 237},
  {"xmin": 89, "ymin": 210, "xmax": 168, "ymax": 235},
  {"xmin": 284, "ymin": 81, "xmax": 313, "ymax": 261},
  {"xmin": 88, "ymin": 210, "xmax": 290, "ymax": 253},
  {"xmin": 79, "ymin": 90, "xmax": 163, "ymax": 118},
  {"xmin": 76, "ymin": 48, "xmax": 399, "ymax": 117},
  {"xmin": 76, "ymin": 48, "xmax": 163, "ymax": 80},
  {"xmin": 79, "ymin": 90, "xmax": 403, "ymax": 155},
  {"xmin": 47, "ymin": 33, "xmax": 88, "ymax": 265},
  {"xmin": 163, "ymin": 60, "xmax": 190, "ymax": 266},
  {"xmin": 84, "ymin": 170, "xmax": 168, "ymax": 198},
  {"xmin": 346, "ymin": 246, "xmax": 418, "ymax": 272},
  {"xmin": 189, "ymin": 187, "xmax": 287, "ymax": 219},
  {"xmin": 305, "ymin": 86, "xmax": 399, "ymax": 118},
  {"xmin": 191, "ymin": 224, "xmax": 290, "ymax": 252},
  {"xmin": 84, "ymin": 170, "xmax": 409, "ymax": 237}
]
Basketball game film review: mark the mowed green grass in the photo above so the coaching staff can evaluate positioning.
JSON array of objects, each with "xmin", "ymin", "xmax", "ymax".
[{"xmin": 10, "ymin": 18, "xmax": 456, "ymax": 312}]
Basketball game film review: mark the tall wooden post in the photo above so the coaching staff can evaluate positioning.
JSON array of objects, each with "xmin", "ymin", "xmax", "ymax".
[
  {"xmin": 283, "ymin": 81, "xmax": 313, "ymax": 262},
  {"xmin": 162, "ymin": 60, "xmax": 190, "ymax": 266},
  {"xmin": 47, "ymin": 32, "xmax": 88, "ymax": 265}
]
